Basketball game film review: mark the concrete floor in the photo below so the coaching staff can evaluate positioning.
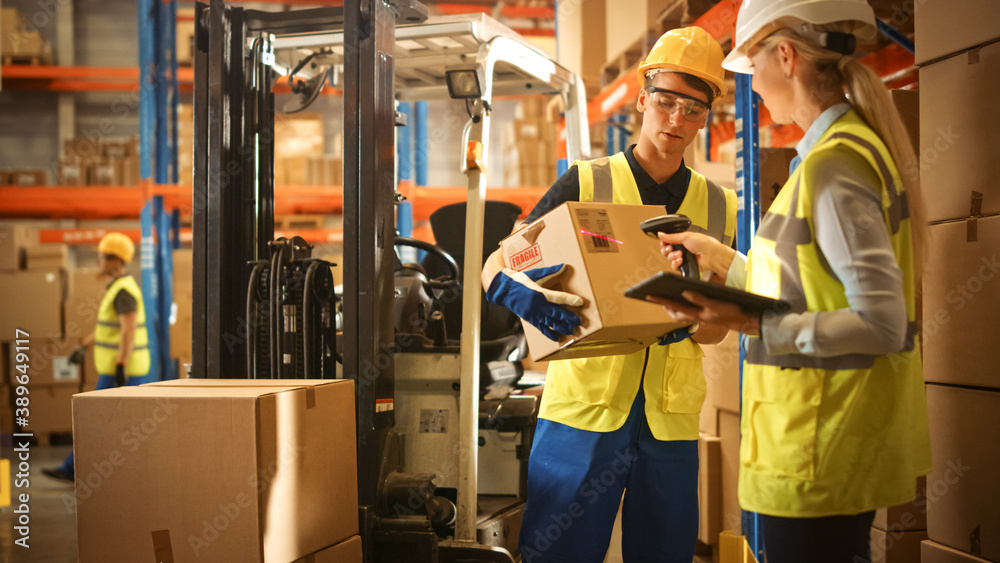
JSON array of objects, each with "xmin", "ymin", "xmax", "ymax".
[
  {"xmin": 0, "ymin": 445, "xmax": 716, "ymax": 563},
  {"xmin": 1, "ymin": 444, "xmax": 78, "ymax": 563}
]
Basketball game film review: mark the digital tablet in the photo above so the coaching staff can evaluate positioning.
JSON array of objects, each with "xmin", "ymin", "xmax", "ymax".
[{"xmin": 625, "ymin": 272, "xmax": 791, "ymax": 315}]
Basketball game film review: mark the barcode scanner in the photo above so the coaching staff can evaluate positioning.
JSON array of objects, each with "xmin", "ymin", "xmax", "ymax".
[{"xmin": 640, "ymin": 214, "xmax": 700, "ymax": 280}]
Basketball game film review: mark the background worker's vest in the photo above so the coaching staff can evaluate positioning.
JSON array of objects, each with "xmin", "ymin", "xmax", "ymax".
[
  {"xmin": 740, "ymin": 110, "xmax": 931, "ymax": 517},
  {"xmin": 94, "ymin": 275, "xmax": 151, "ymax": 377},
  {"xmin": 539, "ymin": 152, "xmax": 737, "ymax": 440}
]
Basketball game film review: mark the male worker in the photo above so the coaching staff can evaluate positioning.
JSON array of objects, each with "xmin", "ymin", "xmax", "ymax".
[
  {"xmin": 43, "ymin": 232, "xmax": 151, "ymax": 483},
  {"xmin": 481, "ymin": 27, "xmax": 737, "ymax": 562}
]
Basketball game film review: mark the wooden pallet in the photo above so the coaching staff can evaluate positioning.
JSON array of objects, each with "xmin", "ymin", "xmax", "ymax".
[
  {"xmin": 274, "ymin": 214, "xmax": 326, "ymax": 231},
  {"xmin": 2, "ymin": 53, "xmax": 52, "ymax": 66}
]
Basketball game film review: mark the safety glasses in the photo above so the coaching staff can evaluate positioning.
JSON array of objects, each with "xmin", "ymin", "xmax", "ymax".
[{"xmin": 644, "ymin": 87, "xmax": 711, "ymax": 121}]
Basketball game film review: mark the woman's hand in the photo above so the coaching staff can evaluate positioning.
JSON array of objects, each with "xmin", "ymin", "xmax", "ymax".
[
  {"xmin": 658, "ymin": 232, "xmax": 736, "ymax": 281},
  {"xmin": 649, "ymin": 291, "xmax": 761, "ymax": 336}
]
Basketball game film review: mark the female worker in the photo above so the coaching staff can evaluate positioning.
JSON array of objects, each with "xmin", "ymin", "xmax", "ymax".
[{"xmin": 653, "ymin": 1, "xmax": 931, "ymax": 561}]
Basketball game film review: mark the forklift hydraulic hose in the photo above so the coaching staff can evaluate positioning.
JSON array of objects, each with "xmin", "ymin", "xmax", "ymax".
[
  {"xmin": 303, "ymin": 260, "xmax": 321, "ymax": 379},
  {"xmin": 246, "ymin": 261, "xmax": 267, "ymax": 379},
  {"xmin": 270, "ymin": 244, "xmax": 285, "ymax": 379}
]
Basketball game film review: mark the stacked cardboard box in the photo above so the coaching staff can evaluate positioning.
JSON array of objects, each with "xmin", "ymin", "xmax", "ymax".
[
  {"xmin": 504, "ymin": 98, "xmax": 559, "ymax": 187},
  {"xmin": 59, "ymin": 135, "xmax": 141, "ymax": 186},
  {"xmin": 169, "ymin": 249, "xmax": 193, "ymax": 377},
  {"xmin": 916, "ymin": 2, "xmax": 1000, "ymax": 560},
  {"xmin": 0, "ymin": 169, "xmax": 48, "ymax": 186},
  {"xmin": 0, "ymin": 7, "xmax": 53, "ymax": 63},
  {"xmin": 75, "ymin": 379, "xmax": 359, "ymax": 562}
]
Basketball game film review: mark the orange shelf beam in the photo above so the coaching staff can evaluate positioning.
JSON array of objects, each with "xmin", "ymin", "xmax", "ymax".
[
  {"xmin": 1, "ymin": 185, "xmax": 549, "ymax": 222},
  {"xmin": 38, "ymin": 226, "xmax": 343, "ymax": 246}
]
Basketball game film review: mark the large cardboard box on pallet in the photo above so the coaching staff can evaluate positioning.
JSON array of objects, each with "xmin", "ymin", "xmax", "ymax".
[
  {"xmin": 919, "ymin": 40, "xmax": 1000, "ymax": 223},
  {"xmin": 925, "ymin": 384, "xmax": 1000, "ymax": 561},
  {"xmin": 718, "ymin": 410, "xmax": 742, "ymax": 534},
  {"xmin": 915, "ymin": 0, "xmax": 1000, "ymax": 65},
  {"xmin": 922, "ymin": 216, "xmax": 1000, "ymax": 389},
  {"xmin": 0, "ymin": 270, "xmax": 64, "ymax": 338},
  {"xmin": 75, "ymin": 379, "xmax": 358, "ymax": 563},
  {"xmin": 499, "ymin": 202, "xmax": 685, "ymax": 361}
]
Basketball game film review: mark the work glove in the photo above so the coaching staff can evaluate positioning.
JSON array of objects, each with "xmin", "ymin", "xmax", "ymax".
[
  {"xmin": 659, "ymin": 325, "xmax": 696, "ymax": 346},
  {"xmin": 68, "ymin": 345, "xmax": 87, "ymax": 366},
  {"xmin": 486, "ymin": 264, "xmax": 584, "ymax": 341},
  {"xmin": 114, "ymin": 364, "xmax": 126, "ymax": 387}
]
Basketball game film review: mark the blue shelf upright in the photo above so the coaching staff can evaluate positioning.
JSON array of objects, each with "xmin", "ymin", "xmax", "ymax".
[{"xmin": 735, "ymin": 70, "xmax": 763, "ymax": 562}]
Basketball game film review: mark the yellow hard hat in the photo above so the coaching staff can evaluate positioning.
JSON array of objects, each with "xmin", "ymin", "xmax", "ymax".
[
  {"xmin": 637, "ymin": 27, "xmax": 727, "ymax": 98},
  {"xmin": 98, "ymin": 232, "xmax": 135, "ymax": 263}
]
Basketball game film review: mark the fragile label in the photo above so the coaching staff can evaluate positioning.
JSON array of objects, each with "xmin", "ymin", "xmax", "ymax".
[
  {"xmin": 509, "ymin": 243, "xmax": 543, "ymax": 271},
  {"xmin": 576, "ymin": 209, "xmax": 620, "ymax": 253}
]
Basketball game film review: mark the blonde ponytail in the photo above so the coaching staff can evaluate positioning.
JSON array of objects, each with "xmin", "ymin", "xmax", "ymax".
[{"xmin": 758, "ymin": 28, "xmax": 927, "ymax": 271}]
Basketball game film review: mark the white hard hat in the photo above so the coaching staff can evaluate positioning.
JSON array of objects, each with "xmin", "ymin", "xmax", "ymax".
[{"xmin": 722, "ymin": 0, "xmax": 878, "ymax": 74}]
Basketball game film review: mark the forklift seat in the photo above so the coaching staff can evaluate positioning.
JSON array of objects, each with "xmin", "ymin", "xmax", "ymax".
[{"xmin": 422, "ymin": 201, "xmax": 525, "ymax": 362}]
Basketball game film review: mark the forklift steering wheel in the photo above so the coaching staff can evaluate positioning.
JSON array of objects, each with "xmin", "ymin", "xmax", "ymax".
[{"xmin": 394, "ymin": 236, "xmax": 461, "ymax": 284}]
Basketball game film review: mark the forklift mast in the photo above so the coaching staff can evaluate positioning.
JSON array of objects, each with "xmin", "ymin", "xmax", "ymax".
[{"xmin": 192, "ymin": 0, "xmax": 589, "ymax": 559}]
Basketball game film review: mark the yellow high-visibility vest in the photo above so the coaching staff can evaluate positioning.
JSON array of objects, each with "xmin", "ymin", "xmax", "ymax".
[
  {"xmin": 740, "ymin": 110, "xmax": 931, "ymax": 516},
  {"xmin": 539, "ymin": 152, "xmax": 737, "ymax": 440},
  {"xmin": 94, "ymin": 275, "xmax": 151, "ymax": 377}
]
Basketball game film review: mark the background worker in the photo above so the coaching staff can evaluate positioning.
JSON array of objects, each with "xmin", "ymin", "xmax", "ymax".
[
  {"xmin": 43, "ymin": 232, "xmax": 152, "ymax": 483},
  {"xmin": 655, "ymin": 1, "xmax": 931, "ymax": 561},
  {"xmin": 481, "ymin": 27, "xmax": 737, "ymax": 562}
]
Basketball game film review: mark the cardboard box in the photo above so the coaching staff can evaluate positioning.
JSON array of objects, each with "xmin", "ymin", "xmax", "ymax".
[
  {"xmin": 718, "ymin": 410, "xmax": 742, "ymax": 534},
  {"xmin": 0, "ymin": 170, "xmax": 8, "ymax": 186},
  {"xmin": 500, "ymin": 202, "xmax": 685, "ymax": 361},
  {"xmin": 117, "ymin": 156, "xmax": 140, "ymax": 187},
  {"xmin": 553, "ymin": 0, "xmax": 606, "ymax": 85},
  {"xmin": 171, "ymin": 249, "xmax": 193, "ymax": 364},
  {"xmin": 294, "ymin": 535, "xmax": 362, "ymax": 563},
  {"xmin": 64, "ymin": 137, "xmax": 103, "ymax": 160},
  {"xmin": 922, "ymin": 540, "xmax": 995, "ymax": 563},
  {"xmin": 915, "ymin": 0, "xmax": 1000, "ymax": 65},
  {"xmin": 25, "ymin": 244, "xmax": 69, "ymax": 271},
  {"xmin": 873, "ymin": 476, "xmax": 928, "ymax": 532},
  {"xmin": 9, "ymin": 169, "xmax": 47, "ymax": 186},
  {"xmin": 925, "ymin": 384, "xmax": 1000, "ymax": 561},
  {"xmin": 56, "ymin": 158, "xmax": 88, "ymax": 186},
  {"xmin": 64, "ymin": 269, "xmax": 107, "ymax": 343},
  {"xmin": 702, "ymin": 330, "xmax": 741, "ymax": 417},
  {"xmin": 757, "ymin": 148, "xmax": 797, "ymax": 215},
  {"xmin": 0, "ymin": 270, "xmax": 64, "ymax": 338},
  {"xmin": 922, "ymin": 216, "xmax": 1000, "ymax": 389},
  {"xmin": 890, "ymin": 89, "xmax": 920, "ymax": 155},
  {"xmin": 0, "ymin": 224, "xmax": 36, "ymax": 271},
  {"xmin": 919, "ymin": 40, "xmax": 1000, "ymax": 222},
  {"xmin": 29, "ymin": 383, "xmax": 78, "ymax": 433},
  {"xmin": 6, "ymin": 338, "xmax": 81, "ymax": 386},
  {"xmin": 698, "ymin": 435, "xmax": 722, "ymax": 545},
  {"xmin": 74, "ymin": 379, "xmax": 358, "ymax": 563},
  {"xmin": 870, "ymin": 528, "xmax": 927, "ymax": 563},
  {"xmin": 89, "ymin": 158, "xmax": 119, "ymax": 186}
]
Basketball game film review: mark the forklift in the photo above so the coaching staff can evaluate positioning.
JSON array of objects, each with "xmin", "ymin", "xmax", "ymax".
[{"xmin": 189, "ymin": 0, "xmax": 589, "ymax": 560}]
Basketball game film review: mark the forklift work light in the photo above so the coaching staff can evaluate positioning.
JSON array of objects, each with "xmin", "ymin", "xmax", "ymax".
[{"xmin": 445, "ymin": 69, "xmax": 481, "ymax": 99}]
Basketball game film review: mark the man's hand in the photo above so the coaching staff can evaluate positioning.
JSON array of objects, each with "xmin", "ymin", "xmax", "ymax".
[{"xmin": 486, "ymin": 264, "xmax": 584, "ymax": 341}]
